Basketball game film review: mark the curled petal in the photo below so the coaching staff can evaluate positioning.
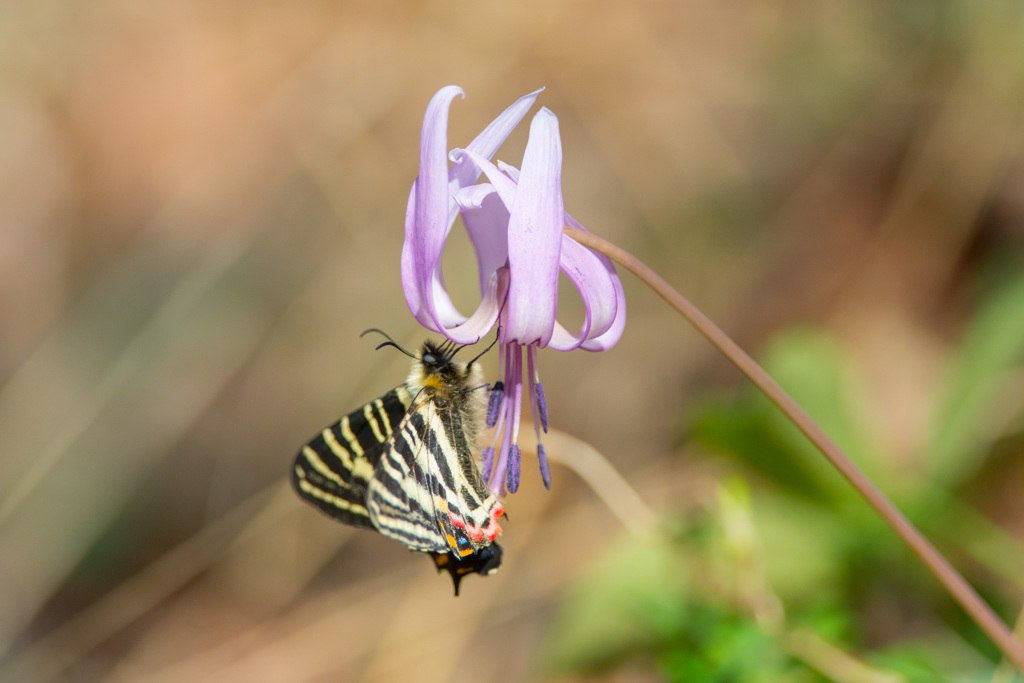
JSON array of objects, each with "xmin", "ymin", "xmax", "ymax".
[
  {"xmin": 441, "ymin": 268, "xmax": 509, "ymax": 345},
  {"xmin": 565, "ymin": 215, "xmax": 626, "ymax": 350},
  {"xmin": 497, "ymin": 160, "xmax": 520, "ymax": 181},
  {"xmin": 546, "ymin": 235, "xmax": 618, "ymax": 350},
  {"xmin": 504, "ymin": 108, "xmax": 564, "ymax": 347},
  {"xmin": 401, "ymin": 186, "xmax": 465, "ymax": 330},
  {"xmin": 450, "ymin": 149, "xmax": 518, "ymax": 210},
  {"xmin": 402, "ymin": 86, "xmax": 465, "ymax": 330},
  {"xmin": 487, "ymin": 161, "xmax": 625, "ymax": 351},
  {"xmin": 404, "ymin": 88, "xmax": 545, "ymax": 340},
  {"xmin": 450, "ymin": 88, "xmax": 543, "ymax": 199},
  {"xmin": 455, "ymin": 124, "xmax": 565, "ymax": 348},
  {"xmin": 401, "ymin": 187, "xmax": 436, "ymax": 330},
  {"xmin": 403, "ymin": 86, "xmax": 624, "ymax": 358},
  {"xmin": 452, "ymin": 182, "xmax": 494, "ymax": 210},
  {"xmin": 580, "ymin": 263, "xmax": 626, "ymax": 350},
  {"xmin": 456, "ymin": 184, "xmax": 510, "ymax": 297}
]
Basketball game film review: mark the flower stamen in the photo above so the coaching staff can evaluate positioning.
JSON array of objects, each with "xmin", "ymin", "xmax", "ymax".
[
  {"xmin": 486, "ymin": 381, "xmax": 504, "ymax": 428},
  {"xmin": 537, "ymin": 444, "xmax": 551, "ymax": 490},
  {"xmin": 505, "ymin": 345, "xmax": 525, "ymax": 493},
  {"xmin": 534, "ymin": 383, "xmax": 549, "ymax": 433},
  {"xmin": 481, "ymin": 445, "xmax": 495, "ymax": 483},
  {"xmin": 506, "ymin": 444, "xmax": 521, "ymax": 494},
  {"xmin": 526, "ymin": 345, "xmax": 551, "ymax": 489}
]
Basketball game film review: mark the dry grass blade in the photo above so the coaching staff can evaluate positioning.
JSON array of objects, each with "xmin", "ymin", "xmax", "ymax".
[{"xmin": 540, "ymin": 429, "xmax": 658, "ymax": 537}]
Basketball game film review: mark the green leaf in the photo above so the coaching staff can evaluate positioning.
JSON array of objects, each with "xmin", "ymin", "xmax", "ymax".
[
  {"xmin": 928, "ymin": 274, "xmax": 1024, "ymax": 486},
  {"xmin": 544, "ymin": 534, "xmax": 690, "ymax": 674},
  {"xmin": 750, "ymin": 493, "xmax": 848, "ymax": 605},
  {"xmin": 661, "ymin": 612, "xmax": 793, "ymax": 683}
]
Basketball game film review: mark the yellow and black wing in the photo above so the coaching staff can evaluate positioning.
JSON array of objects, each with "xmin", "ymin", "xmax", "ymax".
[
  {"xmin": 366, "ymin": 391, "xmax": 503, "ymax": 557},
  {"xmin": 291, "ymin": 385, "xmax": 414, "ymax": 529},
  {"xmin": 291, "ymin": 381, "xmax": 504, "ymax": 594}
]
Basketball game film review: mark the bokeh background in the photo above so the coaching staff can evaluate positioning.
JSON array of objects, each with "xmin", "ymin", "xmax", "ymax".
[{"xmin": 2, "ymin": 1, "xmax": 1024, "ymax": 681}]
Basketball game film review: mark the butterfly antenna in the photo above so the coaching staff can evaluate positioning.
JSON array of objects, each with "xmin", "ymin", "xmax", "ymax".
[
  {"xmin": 360, "ymin": 328, "xmax": 417, "ymax": 359},
  {"xmin": 444, "ymin": 338, "xmax": 463, "ymax": 359},
  {"xmin": 466, "ymin": 335, "xmax": 498, "ymax": 369}
]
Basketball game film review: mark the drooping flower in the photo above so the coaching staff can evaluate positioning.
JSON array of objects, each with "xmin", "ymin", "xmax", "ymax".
[{"xmin": 402, "ymin": 86, "xmax": 626, "ymax": 495}]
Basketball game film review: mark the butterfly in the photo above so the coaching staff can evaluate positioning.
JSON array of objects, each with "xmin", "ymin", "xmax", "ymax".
[{"xmin": 291, "ymin": 331, "xmax": 504, "ymax": 594}]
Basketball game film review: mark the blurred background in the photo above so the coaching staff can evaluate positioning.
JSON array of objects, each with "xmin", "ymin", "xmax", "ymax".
[{"xmin": 2, "ymin": 1, "xmax": 1024, "ymax": 681}]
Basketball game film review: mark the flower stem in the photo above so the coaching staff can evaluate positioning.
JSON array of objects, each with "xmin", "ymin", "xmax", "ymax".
[{"xmin": 565, "ymin": 226, "xmax": 1024, "ymax": 673}]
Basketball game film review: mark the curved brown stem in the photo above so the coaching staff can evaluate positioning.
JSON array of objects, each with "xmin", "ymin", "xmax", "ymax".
[{"xmin": 565, "ymin": 226, "xmax": 1024, "ymax": 673}]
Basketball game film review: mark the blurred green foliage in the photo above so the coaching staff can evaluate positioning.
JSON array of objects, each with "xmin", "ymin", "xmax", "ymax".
[
  {"xmin": 930, "ymin": 275, "xmax": 1024, "ymax": 487},
  {"xmin": 544, "ymin": 273, "xmax": 1024, "ymax": 681}
]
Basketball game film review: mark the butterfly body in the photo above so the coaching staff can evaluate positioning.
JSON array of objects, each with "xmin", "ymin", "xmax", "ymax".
[{"xmin": 291, "ymin": 340, "xmax": 503, "ymax": 593}]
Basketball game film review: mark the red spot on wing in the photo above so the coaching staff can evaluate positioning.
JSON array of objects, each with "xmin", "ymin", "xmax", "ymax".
[
  {"xmin": 448, "ymin": 510, "xmax": 483, "ymax": 542},
  {"xmin": 482, "ymin": 506, "xmax": 504, "ymax": 541},
  {"xmin": 448, "ymin": 506, "xmax": 498, "ymax": 544}
]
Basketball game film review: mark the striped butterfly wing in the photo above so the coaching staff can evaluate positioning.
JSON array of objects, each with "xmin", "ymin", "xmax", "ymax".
[
  {"xmin": 291, "ymin": 361, "xmax": 505, "ymax": 594},
  {"xmin": 291, "ymin": 386, "xmax": 414, "ymax": 528},
  {"xmin": 367, "ymin": 393, "xmax": 469, "ymax": 554},
  {"xmin": 367, "ymin": 390, "xmax": 504, "ymax": 558},
  {"xmin": 428, "ymin": 393, "xmax": 505, "ymax": 550}
]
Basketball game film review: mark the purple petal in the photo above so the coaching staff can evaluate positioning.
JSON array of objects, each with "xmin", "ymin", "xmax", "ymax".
[
  {"xmin": 401, "ymin": 186, "xmax": 436, "ymax": 330},
  {"xmin": 402, "ymin": 86, "xmax": 465, "ymax": 331},
  {"xmin": 400, "ymin": 205, "xmax": 466, "ymax": 330},
  {"xmin": 449, "ymin": 149, "xmax": 519, "ymax": 209},
  {"xmin": 464, "ymin": 169, "xmax": 624, "ymax": 352},
  {"xmin": 402, "ymin": 87, "xmax": 539, "ymax": 342},
  {"xmin": 497, "ymin": 160, "xmax": 520, "ymax": 181},
  {"xmin": 441, "ymin": 268, "xmax": 508, "ymax": 344},
  {"xmin": 415, "ymin": 86, "xmax": 462, "ymax": 301},
  {"xmin": 504, "ymin": 108, "xmax": 564, "ymax": 347},
  {"xmin": 506, "ymin": 444, "xmax": 521, "ymax": 493},
  {"xmin": 537, "ymin": 443, "xmax": 551, "ymax": 490},
  {"xmin": 546, "ymin": 236, "xmax": 615, "ymax": 350},
  {"xmin": 455, "ymin": 184, "xmax": 510, "ymax": 297},
  {"xmin": 546, "ymin": 213, "xmax": 626, "ymax": 351},
  {"xmin": 427, "ymin": 268, "xmax": 467, "ymax": 328},
  {"xmin": 580, "ymin": 266, "xmax": 626, "ymax": 350},
  {"xmin": 450, "ymin": 88, "xmax": 543, "ymax": 194},
  {"xmin": 452, "ymin": 182, "xmax": 494, "ymax": 210},
  {"xmin": 464, "ymin": 90, "xmax": 543, "ymax": 159},
  {"xmin": 567, "ymin": 214, "xmax": 626, "ymax": 350}
]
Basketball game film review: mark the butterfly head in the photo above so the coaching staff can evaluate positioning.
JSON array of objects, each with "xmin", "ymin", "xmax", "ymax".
[{"xmin": 412, "ymin": 339, "xmax": 483, "ymax": 400}]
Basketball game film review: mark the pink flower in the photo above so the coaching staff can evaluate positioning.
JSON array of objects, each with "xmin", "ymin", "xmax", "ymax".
[{"xmin": 402, "ymin": 86, "xmax": 626, "ymax": 494}]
